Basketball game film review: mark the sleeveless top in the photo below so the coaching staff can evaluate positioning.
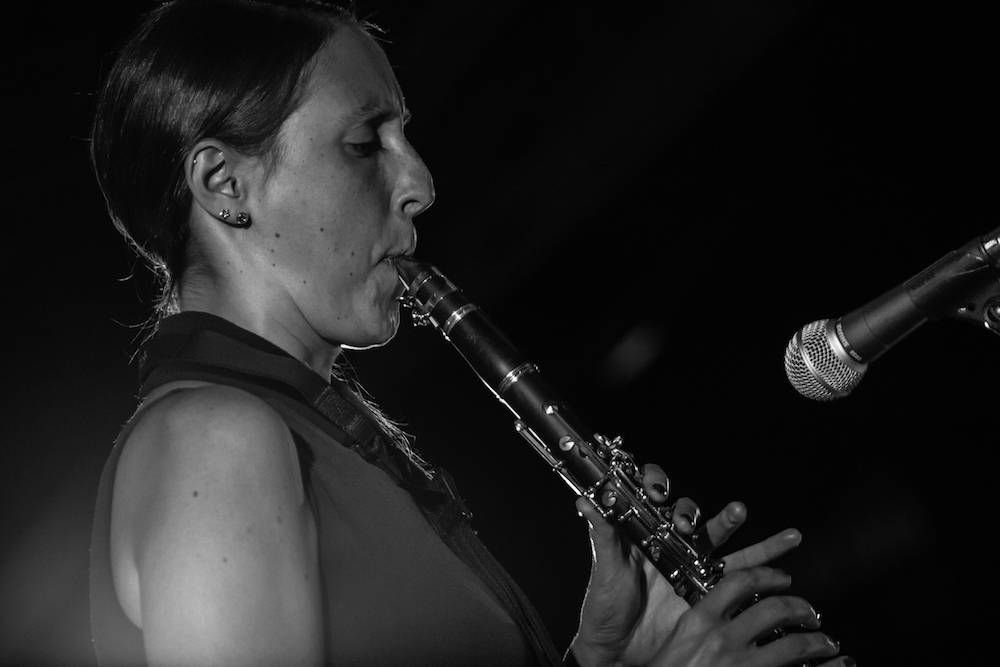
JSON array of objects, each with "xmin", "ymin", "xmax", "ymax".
[{"xmin": 89, "ymin": 311, "xmax": 561, "ymax": 666}]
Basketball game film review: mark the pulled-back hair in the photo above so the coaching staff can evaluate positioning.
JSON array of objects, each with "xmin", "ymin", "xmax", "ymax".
[{"xmin": 91, "ymin": 0, "xmax": 358, "ymax": 315}]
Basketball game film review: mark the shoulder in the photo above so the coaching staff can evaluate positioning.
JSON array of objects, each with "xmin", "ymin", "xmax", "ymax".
[
  {"xmin": 112, "ymin": 382, "xmax": 309, "ymax": 562},
  {"xmin": 135, "ymin": 382, "xmax": 293, "ymax": 456},
  {"xmin": 124, "ymin": 383, "xmax": 302, "ymax": 495}
]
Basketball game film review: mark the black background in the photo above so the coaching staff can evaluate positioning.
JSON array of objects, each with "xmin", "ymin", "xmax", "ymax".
[{"xmin": 2, "ymin": 1, "xmax": 997, "ymax": 664}]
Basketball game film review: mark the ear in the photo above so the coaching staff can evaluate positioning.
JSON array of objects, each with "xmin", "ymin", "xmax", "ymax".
[{"xmin": 185, "ymin": 139, "xmax": 257, "ymax": 228}]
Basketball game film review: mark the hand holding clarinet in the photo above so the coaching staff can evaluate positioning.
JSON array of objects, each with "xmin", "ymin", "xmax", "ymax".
[{"xmin": 573, "ymin": 486, "xmax": 851, "ymax": 667}]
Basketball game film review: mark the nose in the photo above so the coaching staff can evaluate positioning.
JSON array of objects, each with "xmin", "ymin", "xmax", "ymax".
[{"xmin": 396, "ymin": 142, "xmax": 435, "ymax": 220}]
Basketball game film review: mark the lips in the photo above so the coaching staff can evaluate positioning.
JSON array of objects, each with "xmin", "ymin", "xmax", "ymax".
[
  {"xmin": 380, "ymin": 227, "xmax": 417, "ymax": 265},
  {"xmin": 380, "ymin": 245, "xmax": 415, "ymax": 265}
]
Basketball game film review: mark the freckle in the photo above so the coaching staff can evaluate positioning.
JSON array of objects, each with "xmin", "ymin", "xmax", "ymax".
[
  {"xmin": 350, "ymin": 250, "xmax": 355, "ymax": 257},
  {"xmin": 274, "ymin": 232, "xmax": 281, "ymax": 238},
  {"xmin": 222, "ymin": 557, "xmax": 228, "ymax": 563},
  {"xmin": 272, "ymin": 263, "xmax": 276, "ymax": 267},
  {"xmin": 270, "ymin": 248, "xmax": 274, "ymax": 253},
  {"xmin": 277, "ymin": 515, "xmax": 283, "ymax": 524},
  {"xmin": 348, "ymin": 271, "xmax": 354, "ymax": 277},
  {"xmin": 320, "ymin": 227, "xmax": 325, "ymax": 232},
  {"xmin": 302, "ymin": 280, "xmax": 307, "ymax": 284},
  {"xmin": 192, "ymin": 490, "xmax": 198, "ymax": 497}
]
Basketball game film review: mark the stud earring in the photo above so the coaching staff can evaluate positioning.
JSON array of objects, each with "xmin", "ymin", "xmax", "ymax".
[
  {"xmin": 235, "ymin": 211, "xmax": 252, "ymax": 227},
  {"xmin": 219, "ymin": 208, "xmax": 231, "ymax": 220}
]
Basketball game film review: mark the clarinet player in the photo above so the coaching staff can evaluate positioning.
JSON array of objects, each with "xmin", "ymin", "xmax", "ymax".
[{"xmin": 88, "ymin": 1, "xmax": 854, "ymax": 665}]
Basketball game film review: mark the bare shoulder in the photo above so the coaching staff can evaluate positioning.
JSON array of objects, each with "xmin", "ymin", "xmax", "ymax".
[
  {"xmin": 113, "ymin": 382, "xmax": 309, "ymax": 556},
  {"xmin": 109, "ymin": 382, "xmax": 322, "ymax": 663},
  {"xmin": 118, "ymin": 383, "xmax": 304, "ymax": 506}
]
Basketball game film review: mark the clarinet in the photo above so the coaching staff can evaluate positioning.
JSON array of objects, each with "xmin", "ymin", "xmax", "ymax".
[
  {"xmin": 393, "ymin": 256, "xmax": 724, "ymax": 604},
  {"xmin": 394, "ymin": 257, "xmax": 826, "ymax": 665}
]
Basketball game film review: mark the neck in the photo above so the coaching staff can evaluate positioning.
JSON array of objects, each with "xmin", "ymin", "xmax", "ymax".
[{"xmin": 177, "ymin": 281, "xmax": 341, "ymax": 379}]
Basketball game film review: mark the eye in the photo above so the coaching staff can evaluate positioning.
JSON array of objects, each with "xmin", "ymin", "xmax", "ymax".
[{"xmin": 346, "ymin": 137, "xmax": 382, "ymax": 157}]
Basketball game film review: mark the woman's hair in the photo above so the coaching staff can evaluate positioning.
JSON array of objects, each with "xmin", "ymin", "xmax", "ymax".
[
  {"xmin": 93, "ymin": 0, "xmax": 431, "ymax": 475},
  {"xmin": 91, "ymin": 0, "xmax": 357, "ymax": 315}
]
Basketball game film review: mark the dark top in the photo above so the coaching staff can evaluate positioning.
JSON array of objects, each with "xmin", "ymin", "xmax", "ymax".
[{"xmin": 90, "ymin": 311, "xmax": 561, "ymax": 666}]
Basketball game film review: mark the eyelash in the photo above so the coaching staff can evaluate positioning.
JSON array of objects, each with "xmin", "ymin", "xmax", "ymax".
[{"xmin": 348, "ymin": 138, "xmax": 382, "ymax": 157}]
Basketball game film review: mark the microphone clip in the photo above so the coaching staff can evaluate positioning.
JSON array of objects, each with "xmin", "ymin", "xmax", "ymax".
[
  {"xmin": 955, "ymin": 294, "xmax": 1000, "ymax": 337},
  {"xmin": 949, "ymin": 225, "xmax": 1000, "ymax": 337}
]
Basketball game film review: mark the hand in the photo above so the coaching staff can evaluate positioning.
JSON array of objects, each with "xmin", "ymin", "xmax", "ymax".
[
  {"xmin": 570, "ymin": 467, "xmax": 853, "ymax": 667},
  {"xmin": 649, "ymin": 566, "xmax": 848, "ymax": 667}
]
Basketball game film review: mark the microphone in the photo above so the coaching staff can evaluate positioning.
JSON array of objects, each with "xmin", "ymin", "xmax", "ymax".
[{"xmin": 785, "ymin": 225, "xmax": 1000, "ymax": 401}]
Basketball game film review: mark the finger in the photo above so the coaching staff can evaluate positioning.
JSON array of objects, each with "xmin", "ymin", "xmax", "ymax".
[
  {"xmin": 702, "ymin": 500, "xmax": 747, "ymax": 551},
  {"xmin": 671, "ymin": 497, "xmax": 701, "ymax": 535},
  {"xmin": 746, "ymin": 631, "xmax": 839, "ymax": 667},
  {"xmin": 641, "ymin": 463, "xmax": 669, "ymax": 503},
  {"xmin": 723, "ymin": 529, "xmax": 802, "ymax": 571},
  {"xmin": 725, "ymin": 595, "xmax": 820, "ymax": 643},
  {"xmin": 575, "ymin": 496, "xmax": 626, "ymax": 567},
  {"xmin": 697, "ymin": 566, "xmax": 792, "ymax": 619}
]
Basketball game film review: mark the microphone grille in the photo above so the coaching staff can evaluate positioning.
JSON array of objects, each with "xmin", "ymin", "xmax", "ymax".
[{"xmin": 784, "ymin": 319, "xmax": 866, "ymax": 401}]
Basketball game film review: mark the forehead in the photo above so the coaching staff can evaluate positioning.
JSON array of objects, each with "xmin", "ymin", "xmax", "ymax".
[{"xmin": 299, "ymin": 25, "xmax": 403, "ymax": 123}]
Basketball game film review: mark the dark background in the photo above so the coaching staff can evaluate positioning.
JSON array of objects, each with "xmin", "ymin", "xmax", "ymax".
[{"xmin": 2, "ymin": 1, "xmax": 996, "ymax": 664}]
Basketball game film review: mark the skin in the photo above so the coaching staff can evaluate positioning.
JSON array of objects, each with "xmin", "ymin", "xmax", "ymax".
[
  {"xmin": 182, "ymin": 24, "xmax": 430, "ymax": 374},
  {"xmin": 109, "ymin": 23, "xmax": 853, "ymax": 667}
]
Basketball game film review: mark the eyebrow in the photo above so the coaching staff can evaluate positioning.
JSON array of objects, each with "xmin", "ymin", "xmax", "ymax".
[{"xmin": 344, "ymin": 100, "xmax": 412, "ymax": 127}]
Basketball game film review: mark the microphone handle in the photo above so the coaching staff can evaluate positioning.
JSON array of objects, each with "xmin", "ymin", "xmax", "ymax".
[{"xmin": 838, "ymin": 225, "xmax": 1000, "ymax": 363}]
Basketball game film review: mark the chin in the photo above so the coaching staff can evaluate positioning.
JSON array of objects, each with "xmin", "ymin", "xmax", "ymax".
[{"xmin": 340, "ymin": 308, "xmax": 400, "ymax": 351}]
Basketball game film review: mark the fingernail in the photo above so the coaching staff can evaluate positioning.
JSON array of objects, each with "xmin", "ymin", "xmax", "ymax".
[
  {"xmin": 652, "ymin": 483, "xmax": 666, "ymax": 495},
  {"xmin": 799, "ymin": 605, "xmax": 820, "ymax": 628},
  {"xmin": 680, "ymin": 513, "xmax": 694, "ymax": 525},
  {"xmin": 825, "ymin": 635, "xmax": 839, "ymax": 651},
  {"xmin": 783, "ymin": 529, "xmax": 802, "ymax": 544}
]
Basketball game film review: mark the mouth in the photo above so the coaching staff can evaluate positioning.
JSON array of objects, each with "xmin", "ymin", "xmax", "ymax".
[
  {"xmin": 380, "ymin": 247, "xmax": 416, "ymax": 276},
  {"xmin": 380, "ymin": 228, "xmax": 417, "ymax": 267},
  {"xmin": 379, "ymin": 253, "xmax": 412, "ymax": 299}
]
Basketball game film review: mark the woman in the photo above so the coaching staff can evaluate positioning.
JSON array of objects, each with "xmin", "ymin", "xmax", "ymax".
[{"xmin": 89, "ymin": 1, "xmax": 852, "ymax": 665}]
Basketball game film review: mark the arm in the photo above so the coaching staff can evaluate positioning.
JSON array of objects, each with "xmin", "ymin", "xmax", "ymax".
[{"xmin": 113, "ymin": 385, "xmax": 323, "ymax": 667}]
